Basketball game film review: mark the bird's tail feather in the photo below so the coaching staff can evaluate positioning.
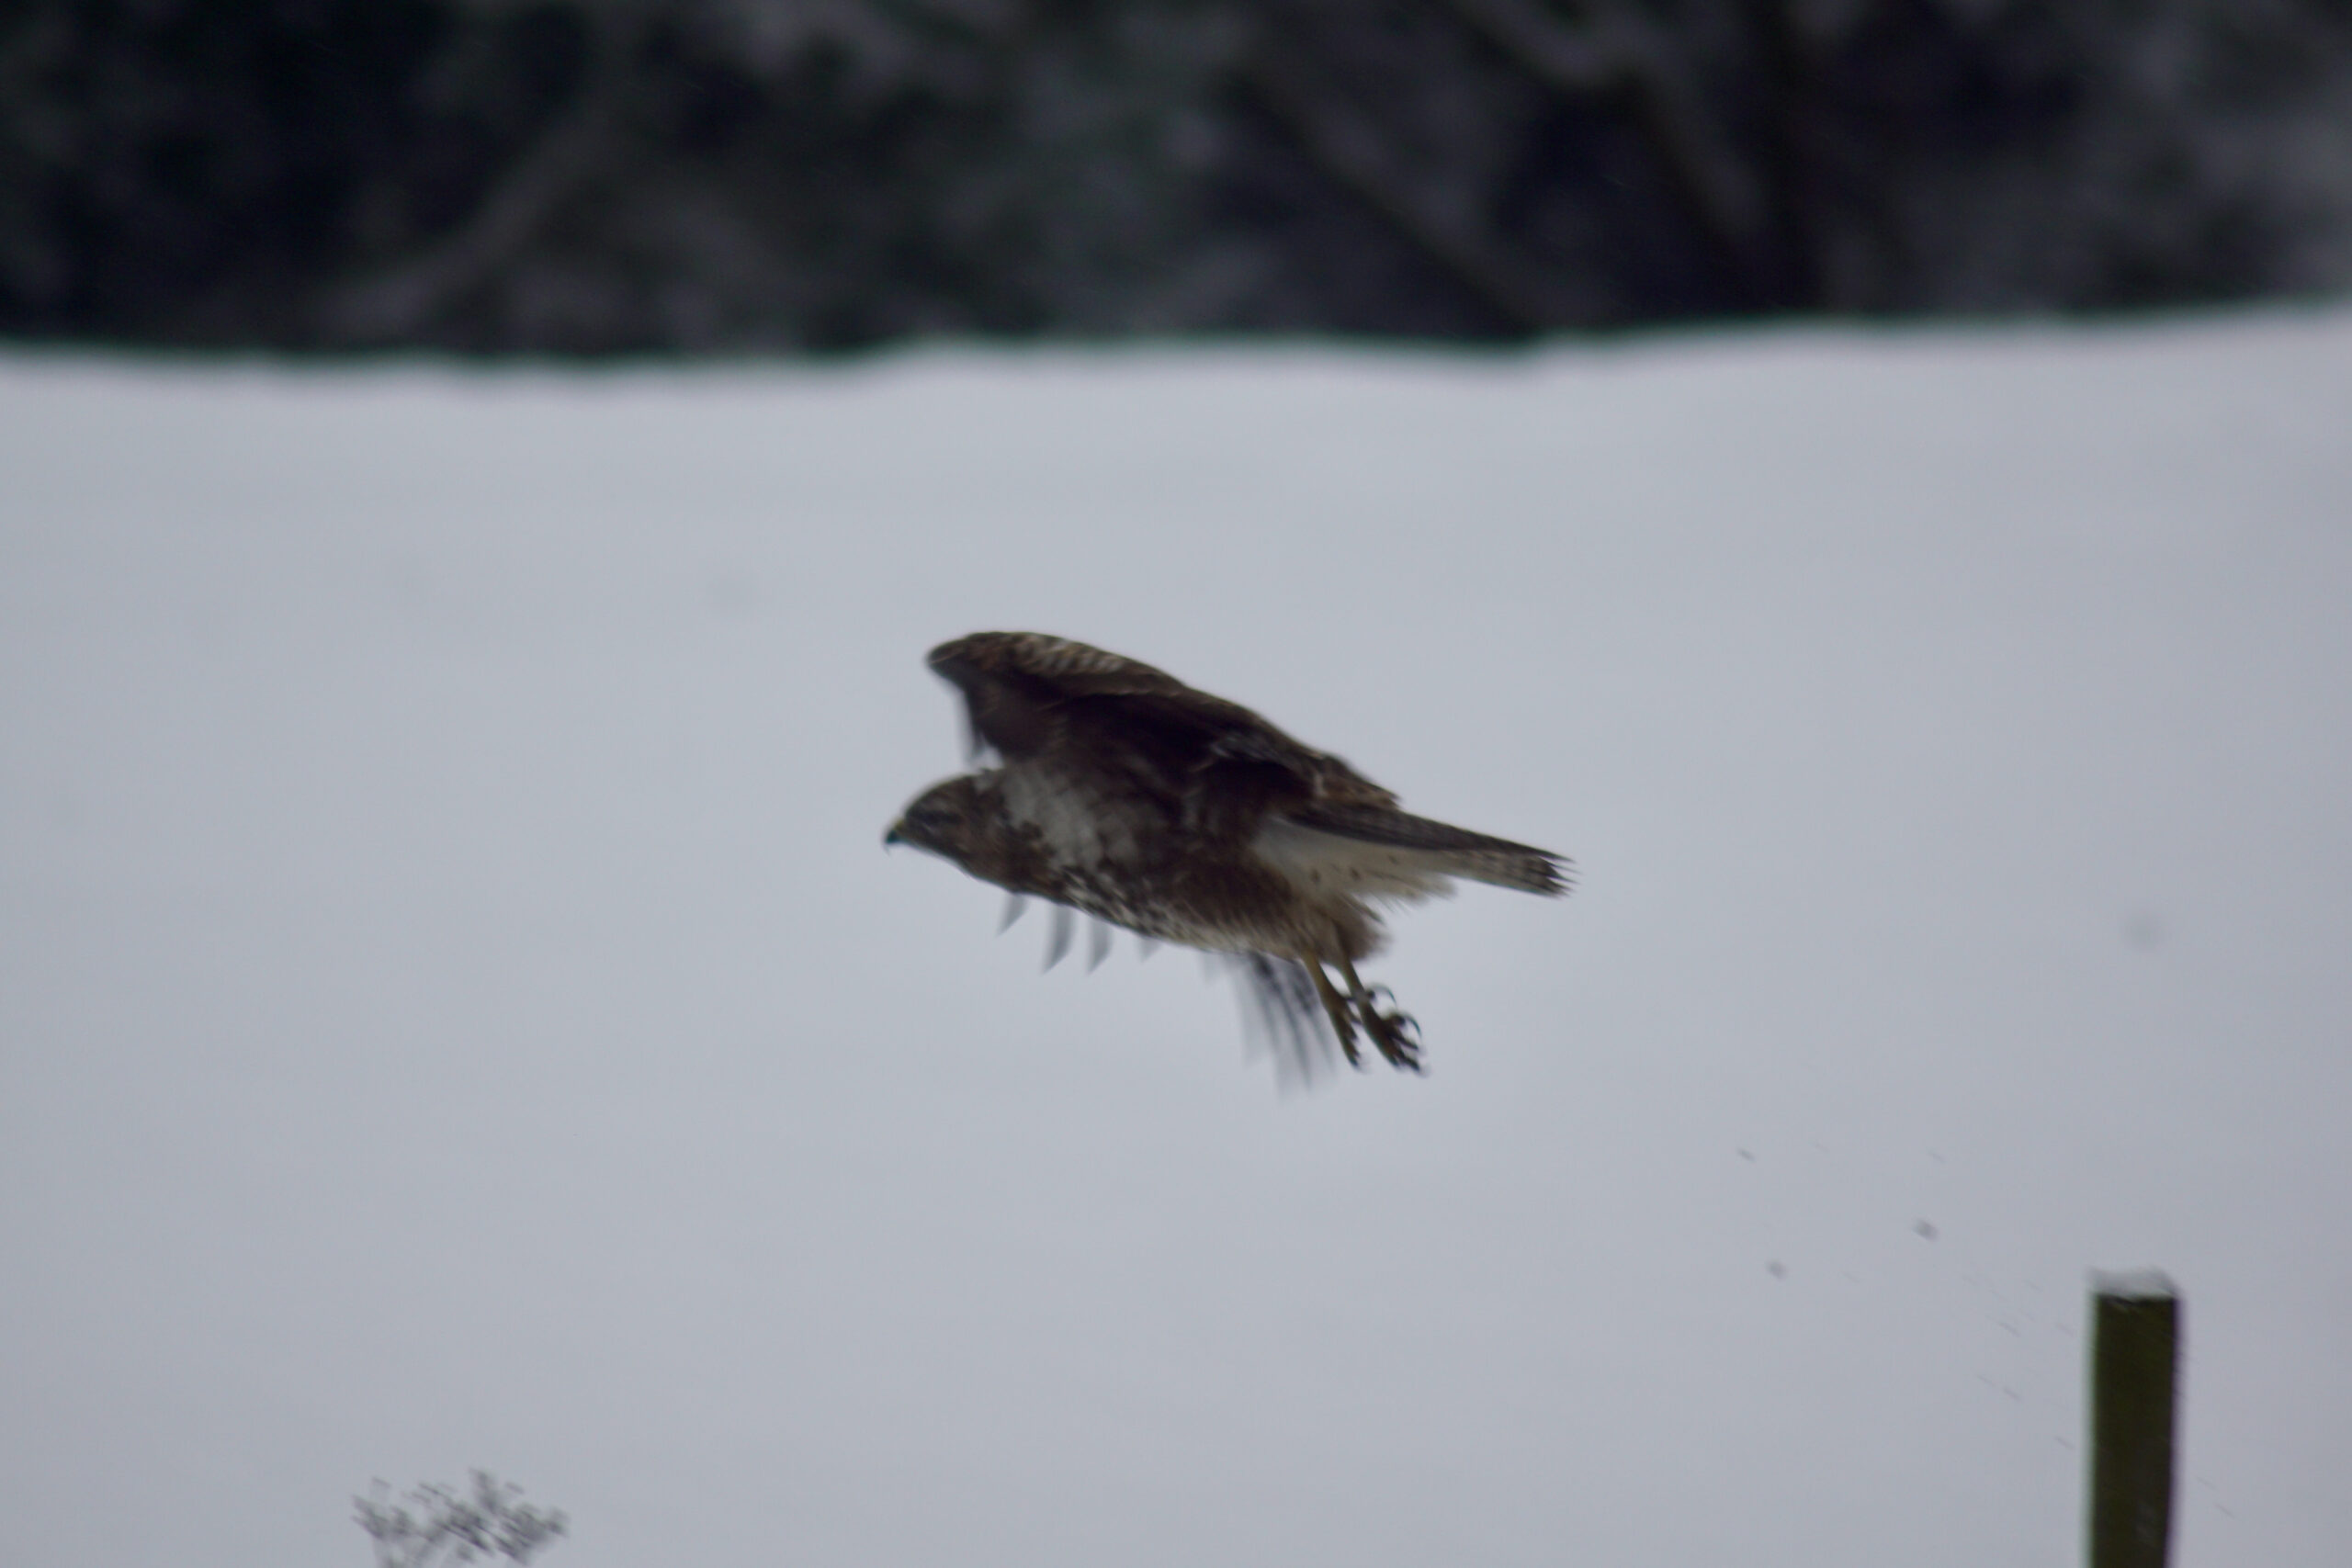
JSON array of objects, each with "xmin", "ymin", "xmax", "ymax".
[{"xmin": 1288, "ymin": 804, "xmax": 1571, "ymax": 896}]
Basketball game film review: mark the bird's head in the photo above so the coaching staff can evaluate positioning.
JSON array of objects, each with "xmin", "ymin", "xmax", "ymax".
[{"xmin": 884, "ymin": 774, "xmax": 990, "ymax": 863}]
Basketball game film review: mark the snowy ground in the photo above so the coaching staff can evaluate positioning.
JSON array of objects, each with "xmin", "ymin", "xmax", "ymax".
[{"xmin": 3, "ymin": 310, "xmax": 2348, "ymax": 1568}]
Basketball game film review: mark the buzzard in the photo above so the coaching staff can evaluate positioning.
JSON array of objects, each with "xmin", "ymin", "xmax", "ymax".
[{"xmin": 885, "ymin": 633, "xmax": 1570, "ymax": 1075}]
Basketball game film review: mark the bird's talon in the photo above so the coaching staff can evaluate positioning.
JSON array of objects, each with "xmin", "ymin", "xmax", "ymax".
[{"xmin": 1356, "ymin": 998, "xmax": 1423, "ymax": 1070}]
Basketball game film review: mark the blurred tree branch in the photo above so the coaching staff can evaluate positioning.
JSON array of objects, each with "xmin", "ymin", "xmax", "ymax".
[
  {"xmin": 1236, "ymin": 28, "xmax": 1565, "ymax": 331},
  {"xmin": 1444, "ymin": 0, "xmax": 1780, "ymax": 302},
  {"xmin": 355, "ymin": 1472, "xmax": 568, "ymax": 1568},
  {"xmin": 318, "ymin": 7, "xmax": 640, "ymax": 344}
]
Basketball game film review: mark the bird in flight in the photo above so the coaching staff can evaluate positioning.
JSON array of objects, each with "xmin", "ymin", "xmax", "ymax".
[{"xmin": 886, "ymin": 633, "xmax": 1569, "ymax": 1076}]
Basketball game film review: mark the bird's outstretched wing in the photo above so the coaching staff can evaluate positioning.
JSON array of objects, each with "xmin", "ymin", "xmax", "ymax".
[
  {"xmin": 927, "ymin": 633, "xmax": 1396, "ymax": 828},
  {"xmin": 1228, "ymin": 952, "xmax": 1346, "ymax": 1089}
]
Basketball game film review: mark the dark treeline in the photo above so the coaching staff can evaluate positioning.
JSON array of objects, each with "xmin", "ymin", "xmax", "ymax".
[{"xmin": 4, "ymin": 0, "xmax": 2348, "ymax": 354}]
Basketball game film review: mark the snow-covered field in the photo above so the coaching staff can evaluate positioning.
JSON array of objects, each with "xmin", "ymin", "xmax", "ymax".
[{"xmin": 3, "ymin": 311, "xmax": 2347, "ymax": 1568}]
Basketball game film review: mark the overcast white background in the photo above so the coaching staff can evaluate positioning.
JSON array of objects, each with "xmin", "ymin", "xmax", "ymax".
[{"xmin": 4, "ymin": 310, "xmax": 2348, "ymax": 1568}]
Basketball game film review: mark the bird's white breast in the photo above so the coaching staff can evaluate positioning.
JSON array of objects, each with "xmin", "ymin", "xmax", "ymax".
[{"xmin": 998, "ymin": 762, "xmax": 1148, "ymax": 868}]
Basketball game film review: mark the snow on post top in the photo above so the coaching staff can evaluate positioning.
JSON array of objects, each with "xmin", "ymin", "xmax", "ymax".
[{"xmin": 2090, "ymin": 1268, "xmax": 2179, "ymax": 1300}]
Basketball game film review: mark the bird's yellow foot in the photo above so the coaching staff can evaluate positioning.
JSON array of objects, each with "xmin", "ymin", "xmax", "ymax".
[
  {"xmin": 1308, "ymin": 961, "xmax": 1364, "ymax": 1068},
  {"xmin": 1357, "ymin": 985, "xmax": 1423, "ymax": 1073}
]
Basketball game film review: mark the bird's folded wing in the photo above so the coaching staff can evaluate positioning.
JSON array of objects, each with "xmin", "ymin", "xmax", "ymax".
[
  {"xmin": 930, "ymin": 632, "xmax": 1192, "ymax": 696},
  {"xmin": 931, "ymin": 631, "xmax": 1207, "ymax": 760},
  {"xmin": 928, "ymin": 632, "xmax": 1400, "ymax": 822},
  {"xmin": 930, "ymin": 632, "xmax": 1295, "ymax": 769}
]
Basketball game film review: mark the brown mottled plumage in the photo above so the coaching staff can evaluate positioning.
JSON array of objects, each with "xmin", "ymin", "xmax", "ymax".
[{"xmin": 886, "ymin": 632, "xmax": 1570, "ymax": 1076}]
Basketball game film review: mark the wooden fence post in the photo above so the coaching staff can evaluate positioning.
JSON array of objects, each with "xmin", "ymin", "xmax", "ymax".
[{"xmin": 2086, "ymin": 1270, "xmax": 2180, "ymax": 1568}]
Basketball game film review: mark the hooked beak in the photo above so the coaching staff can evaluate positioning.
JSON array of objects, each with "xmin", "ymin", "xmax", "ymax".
[{"xmin": 883, "ymin": 818, "xmax": 907, "ymax": 848}]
